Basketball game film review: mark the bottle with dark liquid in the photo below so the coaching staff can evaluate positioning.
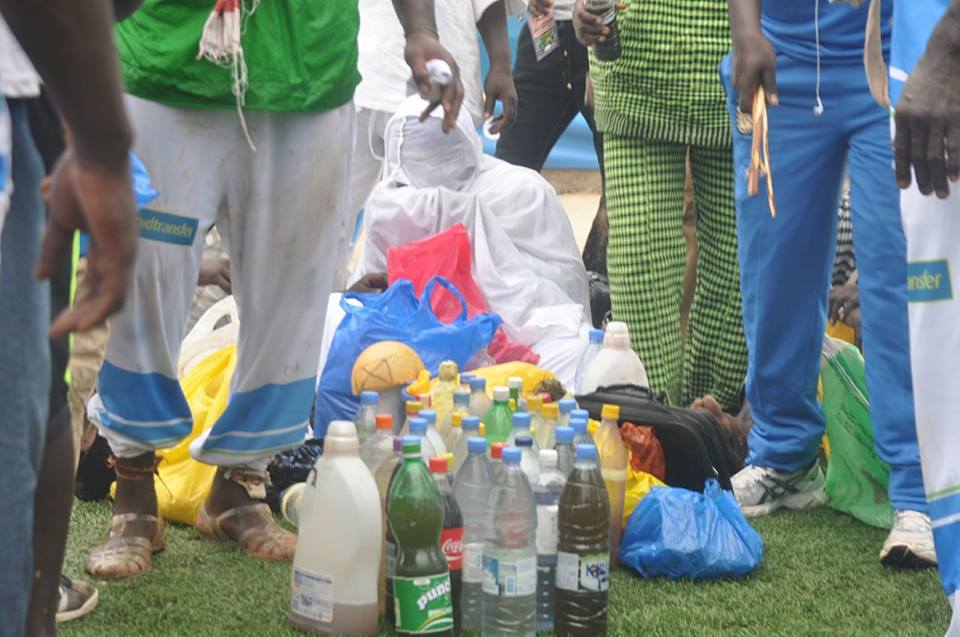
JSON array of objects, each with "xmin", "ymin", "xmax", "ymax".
[{"xmin": 584, "ymin": 0, "xmax": 621, "ymax": 61}]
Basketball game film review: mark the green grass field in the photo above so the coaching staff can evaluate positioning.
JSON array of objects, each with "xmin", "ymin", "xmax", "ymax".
[{"xmin": 60, "ymin": 501, "xmax": 951, "ymax": 636}]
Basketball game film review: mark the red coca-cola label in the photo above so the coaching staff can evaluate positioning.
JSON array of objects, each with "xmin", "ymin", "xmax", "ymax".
[{"xmin": 440, "ymin": 527, "xmax": 464, "ymax": 571}]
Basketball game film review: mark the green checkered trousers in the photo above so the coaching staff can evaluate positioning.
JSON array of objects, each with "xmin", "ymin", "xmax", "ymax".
[{"xmin": 605, "ymin": 139, "xmax": 746, "ymax": 411}]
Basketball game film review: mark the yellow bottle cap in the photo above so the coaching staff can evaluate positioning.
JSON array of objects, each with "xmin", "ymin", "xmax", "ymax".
[
  {"xmin": 541, "ymin": 402, "xmax": 559, "ymax": 419},
  {"xmin": 601, "ymin": 404, "xmax": 620, "ymax": 421},
  {"xmin": 526, "ymin": 395, "xmax": 543, "ymax": 413},
  {"xmin": 439, "ymin": 360, "xmax": 458, "ymax": 380},
  {"xmin": 406, "ymin": 400, "xmax": 423, "ymax": 415},
  {"xmin": 452, "ymin": 412, "xmax": 464, "ymax": 428},
  {"xmin": 479, "ymin": 422, "xmax": 486, "ymax": 437}
]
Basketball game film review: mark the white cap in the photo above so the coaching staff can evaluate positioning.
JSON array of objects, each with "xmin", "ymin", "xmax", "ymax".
[
  {"xmin": 508, "ymin": 376, "xmax": 523, "ymax": 389},
  {"xmin": 493, "ymin": 386, "xmax": 510, "ymax": 402},
  {"xmin": 324, "ymin": 420, "xmax": 359, "ymax": 455},
  {"xmin": 539, "ymin": 449, "xmax": 558, "ymax": 468},
  {"xmin": 603, "ymin": 321, "xmax": 632, "ymax": 349}
]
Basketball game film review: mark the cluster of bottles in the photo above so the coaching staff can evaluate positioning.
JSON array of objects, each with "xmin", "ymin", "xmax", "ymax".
[{"xmin": 288, "ymin": 358, "xmax": 631, "ymax": 636}]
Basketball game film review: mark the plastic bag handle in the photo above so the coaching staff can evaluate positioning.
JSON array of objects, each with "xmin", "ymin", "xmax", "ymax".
[
  {"xmin": 421, "ymin": 276, "xmax": 468, "ymax": 322},
  {"xmin": 339, "ymin": 290, "xmax": 373, "ymax": 314}
]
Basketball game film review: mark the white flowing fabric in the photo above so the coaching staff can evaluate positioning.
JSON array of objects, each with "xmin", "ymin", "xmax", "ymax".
[{"xmin": 353, "ymin": 96, "xmax": 590, "ymax": 385}]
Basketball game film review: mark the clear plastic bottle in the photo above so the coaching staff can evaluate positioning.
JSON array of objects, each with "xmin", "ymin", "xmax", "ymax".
[
  {"xmin": 554, "ymin": 426, "xmax": 576, "ymax": 479},
  {"xmin": 536, "ymin": 402, "xmax": 560, "ymax": 451},
  {"xmin": 290, "ymin": 421, "xmax": 380, "ymax": 635},
  {"xmin": 574, "ymin": 328, "xmax": 604, "ymax": 394},
  {"xmin": 375, "ymin": 437, "xmax": 402, "ymax": 618},
  {"xmin": 399, "ymin": 400, "xmax": 423, "ymax": 437},
  {"xmin": 516, "ymin": 435, "xmax": 541, "ymax": 485},
  {"xmin": 507, "ymin": 376, "xmax": 524, "ymax": 408},
  {"xmin": 558, "ymin": 398, "xmax": 578, "ymax": 429},
  {"xmin": 353, "ymin": 390, "xmax": 380, "ymax": 445},
  {"xmin": 408, "ymin": 417, "xmax": 437, "ymax": 461},
  {"xmin": 468, "ymin": 377, "xmax": 491, "ymax": 420},
  {"xmin": 452, "ymin": 416, "xmax": 481, "ymax": 474},
  {"xmin": 506, "ymin": 411, "xmax": 538, "ymax": 451},
  {"xmin": 418, "ymin": 409, "xmax": 448, "ymax": 458},
  {"xmin": 490, "ymin": 442, "xmax": 506, "ymax": 483},
  {"xmin": 579, "ymin": 321, "xmax": 649, "ymax": 395},
  {"xmin": 430, "ymin": 361, "xmax": 460, "ymax": 444},
  {"xmin": 483, "ymin": 387, "xmax": 514, "ymax": 444},
  {"xmin": 570, "ymin": 415, "xmax": 593, "ymax": 448},
  {"xmin": 430, "ymin": 456, "xmax": 463, "ymax": 635},
  {"xmin": 555, "ymin": 444, "xmax": 611, "ymax": 636},
  {"xmin": 535, "ymin": 449, "xmax": 566, "ymax": 633},
  {"xmin": 447, "ymin": 412, "xmax": 465, "ymax": 470},
  {"xmin": 453, "ymin": 437, "xmax": 494, "ymax": 632},
  {"xmin": 444, "ymin": 390, "xmax": 470, "ymax": 450},
  {"xmin": 592, "ymin": 404, "xmax": 627, "ymax": 567},
  {"xmin": 359, "ymin": 414, "xmax": 394, "ymax": 474},
  {"xmin": 525, "ymin": 395, "xmax": 544, "ymax": 441},
  {"xmin": 482, "ymin": 447, "xmax": 537, "ymax": 637}
]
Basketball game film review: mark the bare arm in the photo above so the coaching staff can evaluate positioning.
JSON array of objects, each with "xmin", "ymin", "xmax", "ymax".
[
  {"xmin": 392, "ymin": 0, "xmax": 466, "ymax": 132},
  {"xmin": 894, "ymin": 0, "xmax": 960, "ymax": 197},
  {"xmin": 478, "ymin": 1, "xmax": 517, "ymax": 132},
  {"xmin": 727, "ymin": 0, "xmax": 778, "ymax": 110}
]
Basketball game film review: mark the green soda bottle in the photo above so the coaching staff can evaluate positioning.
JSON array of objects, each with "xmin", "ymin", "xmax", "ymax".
[
  {"xmin": 483, "ymin": 387, "xmax": 514, "ymax": 445},
  {"xmin": 389, "ymin": 436, "xmax": 455, "ymax": 636}
]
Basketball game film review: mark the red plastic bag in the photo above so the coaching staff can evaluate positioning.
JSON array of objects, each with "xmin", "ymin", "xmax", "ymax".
[
  {"xmin": 622, "ymin": 422, "xmax": 667, "ymax": 482},
  {"xmin": 387, "ymin": 225, "xmax": 538, "ymax": 364}
]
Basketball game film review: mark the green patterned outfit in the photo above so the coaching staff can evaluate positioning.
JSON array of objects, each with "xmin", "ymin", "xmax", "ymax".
[{"xmin": 591, "ymin": 0, "xmax": 746, "ymax": 411}]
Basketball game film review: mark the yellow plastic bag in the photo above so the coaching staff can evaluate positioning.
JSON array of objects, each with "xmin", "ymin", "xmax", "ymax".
[
  {"xmin": 470, "ymin": 362, "xmax": 555, "ymax": 395},
  {"xmin": 623, "ymin": 468, "xmax": 666, "ymax": 529},
  {"xmin": 112, "ymin": 346, "xmax": 236, "ymax": 524}
]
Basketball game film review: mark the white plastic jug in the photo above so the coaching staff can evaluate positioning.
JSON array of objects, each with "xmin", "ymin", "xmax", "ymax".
[
  {"xmin": 289, "ymin": 421, "xmax": 381, "ymax": 635},
  {"xmin": 579, "ymin": 321, "xmax": 649, "ymax": 395}
]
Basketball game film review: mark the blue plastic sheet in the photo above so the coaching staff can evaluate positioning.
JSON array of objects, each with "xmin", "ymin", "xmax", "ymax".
[
  {"xmin": 314, "ymin": 277, "xmax": 501, "ymax": 436},
  {"xmin": 619, "ymin": 479, "xmax": 764, "ymax": 580}
]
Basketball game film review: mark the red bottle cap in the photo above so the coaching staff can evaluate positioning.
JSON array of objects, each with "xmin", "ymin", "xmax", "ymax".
[
  {"xmin": 491, "ymin": 442, "xmax": 505, "ymax": 460},
  {"xmin": 375, "ymin": 414, "xmax": 393, "ymax": 430},
  {"xmin": 429, "ymin": 456, "xmax": 449, "ymax": 473}
]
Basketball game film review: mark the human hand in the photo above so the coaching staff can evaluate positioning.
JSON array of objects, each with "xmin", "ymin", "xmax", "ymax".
[
  {"xmin": 198, "ymin": 254, "xmax": 231, "ymax": 293},
  {"xmin": 731, "ymin": 31, "xmax": 779, "ymax": 113},
  {"xmin": 483, "ymin": 65, "xmax": 517, "ymax": 134},
  {"xmin": 893, "ymin": 14, "xmax": 960, "ymax": 198},
  {"xmin": 573, "ymin": 0, "xmax": 625, "ymax": 47},
  {"xmin": 404, "ymin": 29, "xmax": 465, "ymax": 133},
  {"xmin": 828, "ymin": 283, "xmax": 861, "ymax": 346},
  {"xmin": 529, "ymin": 0, "xmax": 553, "ymax": 18},
  {"xmin": 36, "ymin": 151, "xmax": 137, "ymax": 336}
]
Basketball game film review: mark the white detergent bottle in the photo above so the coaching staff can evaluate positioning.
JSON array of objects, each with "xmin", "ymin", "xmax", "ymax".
[
  {"xmin": 579, "ymin": 321, "xmax": 649, "ymax": 394},
  {"xmin": 289, "ymin": 420, "xmax": 381, "ymax": 636}
]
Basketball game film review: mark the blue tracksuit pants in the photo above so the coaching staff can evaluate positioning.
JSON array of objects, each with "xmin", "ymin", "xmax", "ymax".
[{"xmin": 720, "ymin": 53, "xmax": 926, "ymax": 512}]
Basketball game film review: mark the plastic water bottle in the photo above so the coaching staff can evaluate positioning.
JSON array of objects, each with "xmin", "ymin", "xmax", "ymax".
[
  {"xmin": 376, "ymin": 437, "xmax": 402, "ymax": 617},
  {"xmin": 516, "ymin": 435, "xmax": 541, "ymax": 485},
  {"xmin": 506, "ymin": 412, "xmax": 538, "ymax": 451},
  {"xmin": 389, "ymin": 437, "xmax": 454, "ymax": 636},
  {"xmin": 408, "ymin": 417, "xmax": 437, "ymax": 461},
  {"xmin": 399, "ymin": 400, "xmax": 423, "ymax": 437},
  {"xmin": 570, "ymin": 414, "xmax": 593, "ymax": 448},
  {"xmin": 354, "ymin": 390, "xmax": 380, "ymax": 445},
  {"xmin": 579, "ymin": 321, "xmax": 649, "ymax": 395},
  {"xmin": 490, "ymin": 442, "xmax": 506, "ymax": 482},
  {"xmin": 508, "ymin": 376, "xmax": 524, "ymax": 408},
  {"xmin": 289, "ymin": 421, "xmax": 380, "ymax": 635},
  {"xmin": 554, "ymin": 426, "xmax": 576, "ymax": 479},
  {"xmin": 525, "ymin": 395, "xmax": 543, "ymax": 439},
  {"xmin": 483, "ymin": 447, "xmax": 537, "ymax": 637},
  {"xmin": 459, "ymin": 373, "xmax": 475, "ymax": 391},
  {"xmin": 419, "ymin": 409, "xmax": 448, "ymax": 458},
  {"xmin": 535, "ymin": 449, "xmax": 566, "ymax": 633},
  {"xmin": 584, "ymin": 0, "xmax": 620, "ymax": 61},
  {"xmin": 430, "ymin": 456, "xmax": 463, "ymax": 635},
  {"xmin": 431, "ymin": 361, "xmax": 460, "ymax": 444},
  {"xmin": 537, "ymin": 402, "xmax": 560, "ymax": 451},
  {"xmin": 574, "ymin": 329, "xmax": 604, "ymax": 394},
  {"xmin": 484, "ymin": 387, "xmax": 514, "ymax": 444},
  {"xmin": 359, "ymin": 414, "xmax": 394, "ymax": 473},
  {"xmin": 453, "ymin": 437, "xmax": 494, "ymax": 632},
  {"xmin": 446, "ymin": 391, "xmax": 470, "ymax": 450},
  {"xmin": 593, "ymin": 404, "xmax": 627, "ymax": 567},
  {"xmin": 558, "ymin": 398, "xmax": 577, "ymax": 429},
  {"xmin": 468, "ymin": 377, "xmax": 491, "ymax": 420},
  {"xmin": 555, "ymin": 444, "xmax": 611, "ymax": 636},
  {"xmin": 452, "ymin": 416, "xmax": 481, "ymax": 474}
]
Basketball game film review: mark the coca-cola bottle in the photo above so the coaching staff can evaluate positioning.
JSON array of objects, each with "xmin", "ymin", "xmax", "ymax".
[{"xmin": 430, "ymin": 456, "xmax": 464, "ymax": 634}]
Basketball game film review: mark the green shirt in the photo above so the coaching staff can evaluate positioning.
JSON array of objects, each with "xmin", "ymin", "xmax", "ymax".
[
  {"xmin": 116, "ymin": 0, "xmax": 360, "ymax": 112},
  {"xmin": 591, "ymin": 0, "xmax": 732, "ymax": 147}
]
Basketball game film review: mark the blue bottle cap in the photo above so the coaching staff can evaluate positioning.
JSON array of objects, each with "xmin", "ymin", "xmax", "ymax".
[
  {"xmin": 460, "ymin": 373, "xmax": 475, "ymax": 384},
  {"xmin": 589, "ymin": 328, "xmax": 604, "ymax": 343},
  {"xmin": 571, "ymin": 409, "xmax": 590, "ymax": 421},
  {"xmin": 469, "ymin": 377, "xmax": 487, "ymax": 390},
  {"xmin": 360, "ymin": 391, "xmax": 379, "ymax": 405},
  {"xmin": 556, "ymin": 426, "xmax": 575, "ymax": 443},
  {"xmin": 419, "ymin": 409, "xmax": 437, "ymax": 425},
  {"xmin": 502, "ymin": 447, "xmax": 522, "ymax": 464},
  {"xmin": 512, "ymin": 412, "xmax": 531, "ymax": 428},
  {"xmin": 571, "ymin": 418, "xmax": 588, "ymax": 434},
  {"xmin": 516, "ymin": 436, "xmax": 534, "ymax": 447},
  {"xmin": 558, "ymin": 398, "xmax": 577, "ymax": 414},
  {"xmin": 462, "ymin": 416, "xmax": 480, "ymax": 431},
  {"xmin": 576, "ymin": 444, "xmax": 597, "ymax": 460},
  {"xmin": 454, "ymin": 390, "xmax": 470, "ymax": 406},
  {"xmin": 409, "ymin": 417, "xmax": 427, "ymax": 435},
  {"xmin": 467, "ymin": 437, "xmax": 487, "ymax": 454}
]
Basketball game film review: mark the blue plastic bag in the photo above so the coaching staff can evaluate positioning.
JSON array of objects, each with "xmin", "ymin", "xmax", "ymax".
[
  {"xmin": 315, "ymin": 277, "xmax": 501, "ymax": 436},
  {"xmin": 619, "ymin": 479, "xmax": 764, "ymax": 580},
  {"xmin": 131, "ymin": 151, "xmax": 159, "ymax": 208}
]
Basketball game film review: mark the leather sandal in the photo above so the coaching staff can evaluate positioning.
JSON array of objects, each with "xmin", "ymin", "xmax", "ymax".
[
  {"xmin": 195, "ymin": 501, "xmax": 296, "ymax": 561},
  {"xmin": 85, "ymin": 512, "xmax": 165, "ymax": 580}
]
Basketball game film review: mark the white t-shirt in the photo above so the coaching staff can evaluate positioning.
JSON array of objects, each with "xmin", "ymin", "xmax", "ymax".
[
  {"xmin": 355, "ymin": 0, "xmax": 521, "ymax": 123},
  {"xmin": 552, "ymin": 0, "xmax": 576, "ymax": 21},
  {"xmin": 0, "ymin": 19, "xmax": 40, "ymax": 99}
]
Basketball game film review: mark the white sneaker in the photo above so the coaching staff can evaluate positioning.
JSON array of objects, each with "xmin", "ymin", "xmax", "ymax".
[
  {"xmin": 732, "ymin": 463, "xmax": 827, "ymax": 518},
  {"xmin": 947, "ymin": 591, "xmax": 959, "ymax": 637},
  {"xmin": 879, "ymin": 510, "xmax": 938, "ymax": 569}
]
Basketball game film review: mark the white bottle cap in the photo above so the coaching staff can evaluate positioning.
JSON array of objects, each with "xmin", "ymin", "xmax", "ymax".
[
  {"xmin": 603, "ymin": 320, "xmax": 632, "ymax": 349},
  {"xmin": 539, "ymin": 449, "xmax": 558, "ymax": 468},
  {"xmin": 493, "ymin": 386, "xmax": 510, "ymax": 402},
  {"xmin": 324, "ymin": 420, "xmax": 359, "ymax": 455},
  {"xmin": 508, "ymin": 376, "xmax": 523, "ymax": 390}
]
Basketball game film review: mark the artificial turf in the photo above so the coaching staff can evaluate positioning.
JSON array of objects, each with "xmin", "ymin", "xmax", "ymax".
[{"xmin": 60, "ymin": 500, "xmax": 951, "ymax": 636}]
